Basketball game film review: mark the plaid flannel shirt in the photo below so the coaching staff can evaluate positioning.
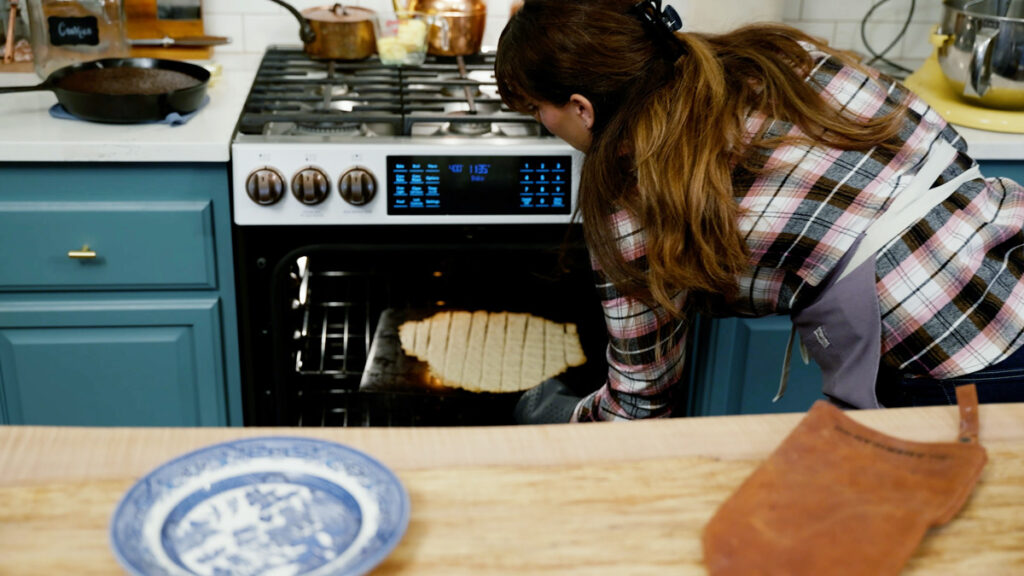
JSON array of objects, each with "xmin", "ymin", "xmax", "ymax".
[{"xmin": 573, "ymin": 47, "xmax": 1024, "ymax": 422}]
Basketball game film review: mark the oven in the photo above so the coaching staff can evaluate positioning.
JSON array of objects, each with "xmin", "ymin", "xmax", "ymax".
[{"xmin": 231, "ymin": 47, "xmax": 608, "ymax": 427}]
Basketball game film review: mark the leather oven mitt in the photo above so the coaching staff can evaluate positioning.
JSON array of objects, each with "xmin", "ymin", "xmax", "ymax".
[
  {"xmin": 703, "ymin": 384, "xmax": 987, "ymax": 576},
  {"xmin": 514, "ymin": 378, "xmax": 581, "ymax": 424}
]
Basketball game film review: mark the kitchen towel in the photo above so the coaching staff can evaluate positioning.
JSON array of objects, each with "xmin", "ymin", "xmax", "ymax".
[
  {"xmin": 48, "ymin": 95, "xmax": 210, "ymax": 126},
  {"xmin": 702, "ymin": 384, "xmax": 987, "ymax": 575}
]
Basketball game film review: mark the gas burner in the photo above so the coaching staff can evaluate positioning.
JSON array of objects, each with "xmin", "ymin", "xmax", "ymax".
[
  {"xmin": 315, "ymin": 83, "xmax": 351, "ymax": 98},
  {"xmin": 284, "ymin": 70, "xmax": 332, "ymax": 82},
  {"xmin": 296, "ymin": 122, "xmax": 370, "ymax": 135},
  {"xmin": 408, "ymin": 118, "xmax": 540, "ymax": 139},
  {"xmin": 439, "ymin": 77, "xmax": 483, "ymax": 99},
  {"xmin": 264, "ymin": 121, "xmax": 396, "ymax": 138},
  {"xmin": 447, "ymin": 112, "xmax": 491, "ymax": 136},
  {"xmin": 409, "ymin": 101, "xmax": 499, "ymax": 137},
  {"xmin": 290, "ymin": 98, "xmax": 366, "ymax": 133},
  {"xmin": 496, "ymin": 123, "xmax": 541, "ymax": 137}
]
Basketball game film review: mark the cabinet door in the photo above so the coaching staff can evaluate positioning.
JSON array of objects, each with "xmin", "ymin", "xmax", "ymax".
[
  {"xmin": 687, "ymin": 315, "xmax": 824, "ymax": 416},
  {"xmin": 0, "ymin": 297, "xmax": 226, "ymax": 426}
]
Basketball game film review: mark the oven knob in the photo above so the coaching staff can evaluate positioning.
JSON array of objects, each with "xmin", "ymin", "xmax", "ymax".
[
  {"xmin": 291, "ymin": 167, "xmax": 330, "ymax": 205},
  {"xmin": 338, "ymin": 168, "xmax": 377, "ymax": 206},
  {"xmin": 246, "ymin": 168, "xmax": 286, "ymax": 205}
]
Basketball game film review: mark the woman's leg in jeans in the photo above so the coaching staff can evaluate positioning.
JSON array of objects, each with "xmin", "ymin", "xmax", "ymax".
[{"xmin": 879, "ymin": 345, "xmax": 1024, "ymax": 407}]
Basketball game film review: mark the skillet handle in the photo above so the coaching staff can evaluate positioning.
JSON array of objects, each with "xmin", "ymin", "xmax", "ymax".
[{"xmin": 0, "ymin": 82, "xmax": 50, "ymax": 95}]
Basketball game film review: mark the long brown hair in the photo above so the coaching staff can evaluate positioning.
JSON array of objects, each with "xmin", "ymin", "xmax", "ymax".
[{"xmin": 495, "ymin": 0, "xmax": 906, "ymax": 314}]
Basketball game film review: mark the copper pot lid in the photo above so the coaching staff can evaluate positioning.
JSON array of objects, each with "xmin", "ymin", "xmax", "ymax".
[
  {"xmin": 302, "ymin": 4, "xmax": 375, "ymax": 23},
  {"xmin": 408, "ymin": 0, "xmax": 486, "ymax": 15}
]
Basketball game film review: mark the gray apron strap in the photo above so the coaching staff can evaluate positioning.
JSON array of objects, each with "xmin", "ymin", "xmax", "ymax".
[
  {"xmin": 793, "ymin": 253, "xmax": 883, "ymax": 408},
  {"xmin": 775, "ymin": 236, "xmax": 867, "ymax": 403},
  {"xmin": 775, "ymin": 140, "xmax": 981, "ymax": 407}
]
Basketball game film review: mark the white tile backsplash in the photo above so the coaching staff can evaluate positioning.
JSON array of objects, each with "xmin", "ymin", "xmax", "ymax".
[
  {"xmin": 802, "ymin": 0, "xmax": 880, "ymax": 21},
  {"xmin": 203, "ymin": 0, "xmax": 942, "ymax": 71},
  {"xmin": 901, "ymin": 22, "xmax": 940, "ymax": 60},
  {"xmin": 783, "ymin": 0, "xmax": 803, "ymax": 21},
  {"xmin": 790, "ymin": 21, "xmax": 837, "ymax": 45},
  {"xmin": 834, "ymin": 20, "xmax": 907, "ymax": 58},
  {"xmin": 202, "ymin": 13, "xmax": 245, "ymax": 53}
]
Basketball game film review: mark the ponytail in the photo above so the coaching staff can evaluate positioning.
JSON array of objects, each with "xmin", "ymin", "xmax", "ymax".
[{"xmin": 496, "ymin": 2, "xmax": 906, "ymax": 314}]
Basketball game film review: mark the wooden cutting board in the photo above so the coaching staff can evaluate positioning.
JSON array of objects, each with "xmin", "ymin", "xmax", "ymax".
[{"xmin": 2, "ymin": 404, "xmax": 1023, "ymax": 575}]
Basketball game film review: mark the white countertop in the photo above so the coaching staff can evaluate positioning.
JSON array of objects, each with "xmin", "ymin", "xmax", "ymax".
[
  {"xmin": 0, "ymin": 55, "xmax": 1021, "ymax": 163},
  {"xmin": 0, "ymin": 55, "xmax": 259, "ymax": 163},
  {"xmin": 953, "ymin": 126, "xmax": 1024, "ymax": 161}
]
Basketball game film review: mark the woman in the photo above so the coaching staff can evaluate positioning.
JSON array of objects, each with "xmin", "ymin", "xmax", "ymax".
[{"xmin": 500, "ymin": 0, "xmax": 1024, "ymax": 423}]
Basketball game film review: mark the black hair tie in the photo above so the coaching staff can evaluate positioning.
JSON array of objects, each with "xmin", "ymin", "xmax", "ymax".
[
  {"xmin": 631, "ymin": 0, "xmax": 683, "ymax": 35},
  {"xmin": 630, "ymin": 0, "xmax": 686, "ymax": 59}
]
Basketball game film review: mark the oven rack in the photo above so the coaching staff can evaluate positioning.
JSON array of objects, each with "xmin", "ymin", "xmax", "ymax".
[
  {"xmin": 290, "ymin": 263, "xmax": 373, "ymax": 381},
  {"xmin": 288, "ymin": 260, "xmax": 375, "ymax": 426}
]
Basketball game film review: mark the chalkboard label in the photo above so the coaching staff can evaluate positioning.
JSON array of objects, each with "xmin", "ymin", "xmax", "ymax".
[{"xmin": 48, "ymin": 16, "xmax": 100, "ymax": 47}]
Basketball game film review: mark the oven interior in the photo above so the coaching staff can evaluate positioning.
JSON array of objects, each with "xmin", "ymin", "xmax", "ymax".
[{"xmin": 237, "ymin": 224, "xmax": 609, "ymax": 426}]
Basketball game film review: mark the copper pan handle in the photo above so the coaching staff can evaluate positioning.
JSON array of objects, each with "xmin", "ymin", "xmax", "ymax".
[
  {"xmin": 267, "ymin": 0, "xmax": 316, "ymax": 43},
  {"xmin": 4, "ymin": 0, "xmax": 18, "ymax": 64}
]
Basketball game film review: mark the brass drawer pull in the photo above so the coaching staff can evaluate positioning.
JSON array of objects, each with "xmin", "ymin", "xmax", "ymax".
[{"xmin": 68, "ymin": 245, "xmax": 97, "ymax": 259}]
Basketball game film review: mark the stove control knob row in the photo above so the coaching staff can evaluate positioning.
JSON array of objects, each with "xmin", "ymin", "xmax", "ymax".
[
  {"xmin": 245, "ymin": 168, "xmax": 286, "ymax": 205},
  {"xmin": 338, "ymin": 168, "xmax": 377, "ymax": 206},
  {"xmin": 291, "ymin": 167, "xmax": 330, "ymax": 205}
]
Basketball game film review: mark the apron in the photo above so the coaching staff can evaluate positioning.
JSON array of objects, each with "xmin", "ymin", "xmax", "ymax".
[{"xmin": 776, "ymin": 140, "xmax": 983, "ymax": 409}]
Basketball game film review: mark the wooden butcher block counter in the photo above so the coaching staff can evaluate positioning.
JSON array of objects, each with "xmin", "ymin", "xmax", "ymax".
[{"xmin": 2, "ymin": 403, "xmax": 1024, "ymax": 575}]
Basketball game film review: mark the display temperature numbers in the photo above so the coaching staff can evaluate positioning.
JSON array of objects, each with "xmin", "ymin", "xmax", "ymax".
[{"xmin": 448, "ymin": 162, "xmax": 491, "ymax": 182}]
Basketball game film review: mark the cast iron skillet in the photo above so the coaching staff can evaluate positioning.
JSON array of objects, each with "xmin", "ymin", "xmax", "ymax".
[{"xmin": 0, "ymin": 58, "xmax": 211, "ymax": 124}]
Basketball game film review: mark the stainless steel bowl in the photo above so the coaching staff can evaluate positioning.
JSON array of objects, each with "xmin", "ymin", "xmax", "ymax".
[{"xmin": 935, "ymin": 0, "xmax": 1024, "ymax": 110}]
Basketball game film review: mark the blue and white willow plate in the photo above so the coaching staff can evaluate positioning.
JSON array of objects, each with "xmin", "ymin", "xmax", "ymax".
[{"xmin": 110, "ymin": 437, "xmax": 410, "ymax": 576}]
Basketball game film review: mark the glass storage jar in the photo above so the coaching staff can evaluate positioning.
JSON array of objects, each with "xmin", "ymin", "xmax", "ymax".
[{"xmin": 25, "ymin": 0, "xmax": 127, "ymax": 78}]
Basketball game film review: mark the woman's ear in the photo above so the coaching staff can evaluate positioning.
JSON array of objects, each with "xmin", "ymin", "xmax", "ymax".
[{"xmin": 568, "ymin": 94, "xmax": 595, "ymax": 130}]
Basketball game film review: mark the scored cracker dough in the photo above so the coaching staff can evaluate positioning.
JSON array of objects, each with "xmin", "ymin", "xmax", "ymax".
[
  {"xmin": 502, "ymin": 313, "xmax": 528, "ymax": 393},
  {"xmin": 425, "ymin": 310, "xmax": 451, "ymax": 374},
  {"xmin": 480, "ymin": 311, "xmax": 507, "ymax": 393},
  {"xmin": 461, "ymin": 310, "xmax": 489, "ymax": 388},
  {"xmin": 397, "ymin": 310, "xmax": 587, "ymax": 393},
  {"xmin": 519, "ymin": 315, "xmax": 545, "ymax": 393},
  {"xmin": 443, "ymin": 311, "xmax": 472, "ymax": 385}
]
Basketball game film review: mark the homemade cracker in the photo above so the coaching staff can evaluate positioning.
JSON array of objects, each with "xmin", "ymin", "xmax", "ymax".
[{"xmin": 397, "ymin": 310, "xmax": 587, "ymax": 392}]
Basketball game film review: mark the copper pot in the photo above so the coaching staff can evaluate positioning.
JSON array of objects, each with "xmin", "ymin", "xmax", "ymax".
[
  {"xmin": 407, "ymin": 0, "xmax": 486, "ymax": 56},
  {"xmin": 269, "ymin": 1, "xmax": 376, "ymax": 60}
]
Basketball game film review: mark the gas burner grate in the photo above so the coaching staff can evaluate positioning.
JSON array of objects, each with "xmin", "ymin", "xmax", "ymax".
[{"xmin": 237, "ymin": 46, "xmax": 542, "ymax": 137}]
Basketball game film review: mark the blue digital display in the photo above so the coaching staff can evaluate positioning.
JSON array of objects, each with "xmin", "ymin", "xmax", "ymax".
[{"xmin": 387, "ymin": 155, "xmax": 572, "ymax": 215}]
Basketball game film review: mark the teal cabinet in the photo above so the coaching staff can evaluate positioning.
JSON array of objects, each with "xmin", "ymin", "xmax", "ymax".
[
  {"xmin": 686, "ymin": 159, "xmax": 1024, "ymax": 416},
  {"xmin": 687, "ymin": 315, "xmax": 824, "ymax": 416},
  {"xmin": 979, "ymin": 161, "xmax": 1024, "ymax": 184},
  {"xmin": 0, "ymin": 162, "xmax": 242, "ymax": 427},
  {"xmin": 0, "ymin": 296, "xmax": 225, "ymax": 426}
]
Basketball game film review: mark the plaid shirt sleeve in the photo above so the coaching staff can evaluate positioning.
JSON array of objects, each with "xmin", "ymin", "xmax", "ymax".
[{"xmin": 572, "ymin": 208, "xmax": 690, "ymax": 422}]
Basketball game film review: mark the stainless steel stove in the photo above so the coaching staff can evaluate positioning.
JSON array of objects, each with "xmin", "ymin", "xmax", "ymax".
[
  {"xmin": 230, "ymin": 47, "xmax": 601, "ymax": 427},
  {"xmin": 232, "ymin": 46, "xmax": 581, "ymax": 226}
]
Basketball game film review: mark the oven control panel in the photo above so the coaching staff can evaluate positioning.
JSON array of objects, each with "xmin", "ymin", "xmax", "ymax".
[{"xmin": 232, "ymin": 139, "xmax": 583, "ymax": 226}]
